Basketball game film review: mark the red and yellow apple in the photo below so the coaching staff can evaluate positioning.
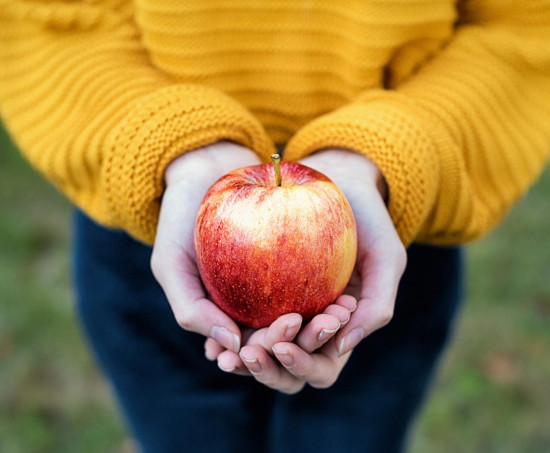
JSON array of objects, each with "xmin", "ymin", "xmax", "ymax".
[{"xmin": 194, "ymin": 155, "xmax": 357, "ymax": 328}]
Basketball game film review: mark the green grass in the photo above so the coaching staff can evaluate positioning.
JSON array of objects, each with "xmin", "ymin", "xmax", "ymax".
[
  {"xmin": 1, "ymin": 123, "xmax": 549, "ymax": 452},
  {"xmin": 410, "ymin": 159, "xmax": 550, "ymax": 452},
  {"xmin": 0, "ymin": 128, "xmax": 128, "ymax": 453}
]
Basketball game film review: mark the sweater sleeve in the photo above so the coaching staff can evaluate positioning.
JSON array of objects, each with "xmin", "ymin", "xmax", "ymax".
[
  {"xmin": 0, "ymin": 0, "xmax": 275, "ymax": 244},
  {"xmin": 284, "ymin": 0, "xmax": 550, "ymax": 246}
]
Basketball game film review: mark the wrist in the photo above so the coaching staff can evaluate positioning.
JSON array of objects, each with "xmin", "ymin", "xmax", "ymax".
[
  {"xmin": 164, "ymin": 141, "xmax": 260, "ymax": 187},
  {"xmin": 300, "ymin": 148, "xmax": 388, "ymax": 202}
]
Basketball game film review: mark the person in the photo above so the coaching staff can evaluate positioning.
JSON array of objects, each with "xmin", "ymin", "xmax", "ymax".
[{"xmin": 1, "ymin": 1, "xmax": 549, "ymax": 452}]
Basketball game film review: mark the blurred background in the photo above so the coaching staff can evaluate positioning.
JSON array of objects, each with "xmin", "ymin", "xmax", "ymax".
[{"xmin": 1, "ymin": 122, "xmax": 549, "ymax": 453}]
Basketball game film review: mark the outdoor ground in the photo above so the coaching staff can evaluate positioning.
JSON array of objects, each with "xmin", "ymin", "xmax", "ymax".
[{"xmin": 1, "ymin": 124, "xmax": 549, "ymax": 453}]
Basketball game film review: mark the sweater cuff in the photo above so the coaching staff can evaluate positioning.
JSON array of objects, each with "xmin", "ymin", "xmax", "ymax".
[
  {"xmin": 285, "ymin": 90, "xmax": 446, "ymax": 245},
  {"xmin": 103, "ymin": 84, "xmax": 275, "ymax": 244}
]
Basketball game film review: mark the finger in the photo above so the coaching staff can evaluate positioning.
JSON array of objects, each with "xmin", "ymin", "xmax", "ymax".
[
  {"xmin": 239, "ymin": 345, "xmax": 304, "ymax": 394},
  {"xmin": 217, "ymin": 350, "xmax": 251, "ymax": 376},
  {"xmin": 170, "ymin": 293, "xmax": 242, "ymax": 353},
  {"xmin": 336, "ymin": 244, "xmax": 406, "ymax": 357},
  {"xmin": 263, "ymin": 313, "xmax": 303, "ymax": 349},
  {"xmin": 333, "ymin": 294, "xmax": 358, "ymax": 313},
  {"xmin": 295, "ymin": 314, "xmax": 340, "ymax": 353},
  {"xmin": 204, "ymin": 337, "xmax": 225, "ymax": 361},
  {"xmin": 242, "ymin": 313, "xmax": 302, "ymax": 351},
  {"xmin": 272, "ymin": 341, "xmax": 351, "ymax": 389},
  {"xmin": 322, "ymin": 303, "xmax": 352, "ymax": 327}
]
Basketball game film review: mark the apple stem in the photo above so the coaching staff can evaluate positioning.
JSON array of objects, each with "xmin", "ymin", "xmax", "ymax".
[{"xmin": 271, "ymin": 154, "xmax": 282, "ymax": 187}]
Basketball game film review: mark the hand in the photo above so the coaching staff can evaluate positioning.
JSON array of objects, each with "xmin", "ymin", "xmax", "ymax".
[
  {"xmin": 301, "ymin": 149, "xmax": 407, "ymax": 355},
  {"xmin": 152, "ymin": 140, "xmax": 356, "ymax": 383},
  {"xmin": 151, "ymin": 141, "xmax": 262, "ymax": 353},
  {"xmin": 205, "ymin": 295, "xmax": 357, "ymax": 394}
]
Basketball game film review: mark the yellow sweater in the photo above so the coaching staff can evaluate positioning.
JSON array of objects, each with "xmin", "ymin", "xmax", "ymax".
[{"xmin": 1, "ymin": 0, "xmax": 549, "ymax": 245}]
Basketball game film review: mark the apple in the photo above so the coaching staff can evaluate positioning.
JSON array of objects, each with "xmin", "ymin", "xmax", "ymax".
[{"xmin": 194, "ymin": 154, "xmax": 357, "ymax": 328}]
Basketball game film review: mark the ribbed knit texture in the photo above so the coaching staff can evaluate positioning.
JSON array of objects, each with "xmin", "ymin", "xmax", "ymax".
[{"xmin": 1, "ymin": 0, "xmax": 549, "ymax": 244}]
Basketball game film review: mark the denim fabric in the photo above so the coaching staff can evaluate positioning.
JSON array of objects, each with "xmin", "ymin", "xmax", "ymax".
[{"xmin": 73, "ymin": 211, "xmax": 463, "ymax": 453}]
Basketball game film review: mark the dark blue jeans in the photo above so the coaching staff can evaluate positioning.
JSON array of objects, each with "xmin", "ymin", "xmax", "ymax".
[{"xmin": 73, "ymin": 211, "xmax": 463, "ymax": 453}]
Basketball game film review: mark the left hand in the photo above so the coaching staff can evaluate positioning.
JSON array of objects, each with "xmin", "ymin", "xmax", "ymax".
[
  {"xmin": 302, "ymin": 149, "xmax": 407, "ymax": 355},
  {"xmin": 207, "ymin": 149, "xmax": 407, "ymax": 393}
]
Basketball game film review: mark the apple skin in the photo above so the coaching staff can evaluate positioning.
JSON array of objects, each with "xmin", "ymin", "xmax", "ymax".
[{"xmin": 194, "ymin": 160, "xmax": 357, "ymax": 328}]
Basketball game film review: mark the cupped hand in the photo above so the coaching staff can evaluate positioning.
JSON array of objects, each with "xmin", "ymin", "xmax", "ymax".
[
  {"xmin": 207, "ymin": 295, "xmax": 357, "ymax": 394},
  {"xmin": 301, "ymin": 149, "xmax": 407, "ymax": 355},
  {"xmin": 152, "ymin": 140, "xmax": 354, "ymax": 372},
  {"xmin": 151, "ymin": 141, "xmax": 262, "ymax": 353}
]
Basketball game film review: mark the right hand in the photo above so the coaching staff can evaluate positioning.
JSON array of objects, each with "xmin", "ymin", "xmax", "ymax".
[{"xmin": 151, "ymin": 141, "xmax": 262, "ymax": 353}]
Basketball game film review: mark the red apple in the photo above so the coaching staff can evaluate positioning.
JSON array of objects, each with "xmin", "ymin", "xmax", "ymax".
[{"xmin": 194, "ymin": 155, "xmax": 357, "ymax": 328}]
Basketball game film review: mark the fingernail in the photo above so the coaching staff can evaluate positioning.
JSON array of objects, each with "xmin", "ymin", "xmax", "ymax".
[
  {"xmin": 339, "ymin": 296, "xmax": 358, "ymax": 313},
  {"xmin": 241, "ymin": 355, "xmax": 262, "ymax": 374},
  {"xmin": 339, "ymin": 314, "xmax": 351, "ymax": 328},
  {"xmin": 318, "ymin": 327, "xmax": 339, "ymax": 343},
  {"xmin": 272, "ymin": 347, "xmax": 294, "ymax": 366},
  {"xmin": 210, "ymin": 326, "xmax": 240, "ymax": 352},
  {"xmin": 338, "ymin": 328, "xmax": 364, "ymax": 356},
  {"xmin": 285, "ymin": 321, "xmax": 301, "ymax": 341},
  {"xmin": 240, "ymin": 354, "xmax": 262, "ymax": 374},
  {"xmin": 218, "ymin": 363, "xmax": 235, "ymax": 373}
]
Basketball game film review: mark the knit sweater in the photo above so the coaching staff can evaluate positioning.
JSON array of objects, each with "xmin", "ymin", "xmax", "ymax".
[{"xmin": 0, "ymin": 0, "xmax": 549, "ymax": 245}]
